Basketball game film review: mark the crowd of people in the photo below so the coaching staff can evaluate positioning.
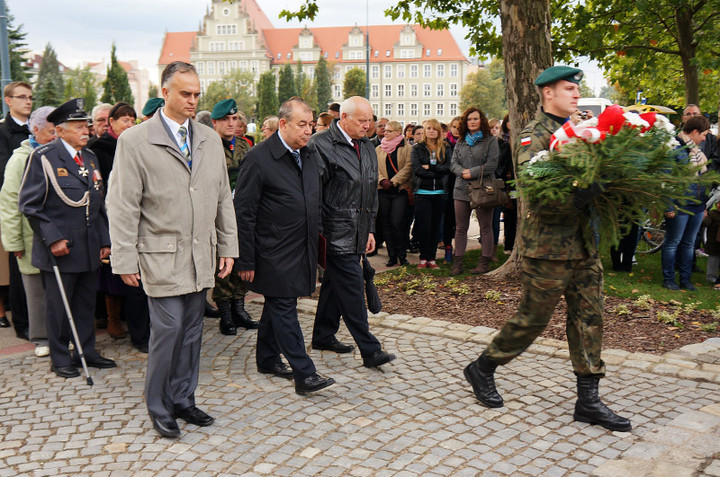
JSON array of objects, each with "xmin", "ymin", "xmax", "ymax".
[{"xmin": 0, "ymin": 61, "xmax": 717, "ymax": 439}]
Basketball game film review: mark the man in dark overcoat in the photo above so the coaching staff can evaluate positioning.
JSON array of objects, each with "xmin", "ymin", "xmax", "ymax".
[
  {"xmin": 18, "ymin": 98, "xmax": 115, "ymax": 378},
  {"xmin": 234, "ymin": 98, "xmax": 335, "ymax": 396}
]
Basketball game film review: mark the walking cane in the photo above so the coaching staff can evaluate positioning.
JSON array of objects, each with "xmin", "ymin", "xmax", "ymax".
[{"xmin": 48, "ymin": 245, "xmax": 94, "ymax": 386}]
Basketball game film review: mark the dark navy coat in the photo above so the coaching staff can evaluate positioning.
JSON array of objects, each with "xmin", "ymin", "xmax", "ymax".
[
  {"xmin": 233, "ymin": 131, "xmax": 321, "ymax": 297},
  {"xmin": 18, "ymin": 139, "xmax": 110, "ymax": 273}
]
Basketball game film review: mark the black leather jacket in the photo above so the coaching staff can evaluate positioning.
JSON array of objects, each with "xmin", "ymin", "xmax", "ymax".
[
  {"xmin": 411, "ymin": 142, "xmax": 453, "ymax": 193},
  {"xmin": 309, "ymin": 120, "xmax": 378, "ymax": 255}
]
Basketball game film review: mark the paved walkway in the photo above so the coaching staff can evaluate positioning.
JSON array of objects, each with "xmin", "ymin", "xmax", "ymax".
[{"xmin": 2, "ymin": 297, "xmax": 720, "ymax": 476}]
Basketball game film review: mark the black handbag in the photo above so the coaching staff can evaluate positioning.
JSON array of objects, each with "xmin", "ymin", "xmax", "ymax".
[
  {"xmin": 467, "ymin": 164, "xmax": 509, "ymax": 209},
  {"xmin": 362, "ymin": 254, "xmax": 382, "ymax": 314}
]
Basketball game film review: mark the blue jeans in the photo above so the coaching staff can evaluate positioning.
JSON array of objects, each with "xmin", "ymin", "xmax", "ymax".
[{"xmin": 661, "ymin": 211, "xmax": 704, "ymax": 283}]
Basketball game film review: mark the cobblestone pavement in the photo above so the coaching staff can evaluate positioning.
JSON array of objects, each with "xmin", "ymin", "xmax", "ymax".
[{"xmin": 1, "ymin": 298, "xmax": 720, "ymax": 476}]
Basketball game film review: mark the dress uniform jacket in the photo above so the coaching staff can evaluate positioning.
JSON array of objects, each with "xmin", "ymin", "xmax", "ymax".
[
  {"xmin": 106, "ymin": 113, "xmax": 238, "ymax": 298},
  {"xmin": 18, "ymin": 139, "xmax": 110, "ymax": 273},
  {"xmin": 234, "ymin": 131, "xmax": 321, "ymax": 297},
  {"xmin": 515, "ymin": 110, "xmax": 595, "ymax": 260},
  {"xmin": 308, "ymin": 120, "xmax": 378, "ymax": 256}
]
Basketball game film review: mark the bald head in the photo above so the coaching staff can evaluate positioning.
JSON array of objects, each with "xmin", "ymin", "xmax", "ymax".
[{"xmin": 339, "ymin": 96, "xmax": 373, "ymax": 139}]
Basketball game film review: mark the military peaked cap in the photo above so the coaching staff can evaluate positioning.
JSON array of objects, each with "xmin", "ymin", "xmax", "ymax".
[{"xmin": 47, "ymin": 98, "xmax": 89, "ymax": 125}]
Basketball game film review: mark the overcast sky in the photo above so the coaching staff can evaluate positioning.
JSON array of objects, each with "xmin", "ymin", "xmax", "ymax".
[{"xmin": 8, "ymin": 0, "xmax": 606, "ymax": 94}]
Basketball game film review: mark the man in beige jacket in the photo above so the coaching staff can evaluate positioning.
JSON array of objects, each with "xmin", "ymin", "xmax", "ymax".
[{"xmin": 106, "ymin": 61, "xmax": 238, "ymax": 438}]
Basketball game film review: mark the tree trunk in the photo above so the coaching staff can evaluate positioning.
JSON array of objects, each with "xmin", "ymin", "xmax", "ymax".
[
  {"xmin": 488, "ymin": 0, "xmax": 553, "ymax": 279},
  {"xmin": 675, "ymin": 6, "xmax": 699, "ymax": 106}
]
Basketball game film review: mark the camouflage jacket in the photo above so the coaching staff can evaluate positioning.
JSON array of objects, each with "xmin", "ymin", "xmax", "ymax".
[
  {"xmin": 222, "ymin": 136, "xmax": 249, "ymax": 190},
  {"xmin": 515, "ymin": 110, "xmax": 596, "ymax": 260}
]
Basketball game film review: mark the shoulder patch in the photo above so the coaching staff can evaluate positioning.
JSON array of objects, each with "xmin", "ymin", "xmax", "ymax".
[{"xmin": 520, "ymin": 137, "xmax": 532, "ymax": 146}]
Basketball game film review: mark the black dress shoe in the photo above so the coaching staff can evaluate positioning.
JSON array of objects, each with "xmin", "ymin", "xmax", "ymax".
[
  {"xmin": 385, "ymin": 257, "xmax": 398, "ymax": 267},
  {"xmin": 362, "ymin": 350, "xmax": 396, "ymax": 368},
  {"xmin": 134, "ymin": 342, "xmax": 149, "ymax": 353},
  {"xmin": 0, "ymin": 316, "xmax": 9, "ymax": 327},
  {"xmin": 258, "ymin": 362, "xmax": 294, "ymax": 380},
  {"xmin": 312, "ymin": 338, "xmax": 355, "ymax": 354},
  {"xmin": 72, "ymin": 355, "xmax": 117, "ymax": 369},
  {"xmin": 295, "ymin": 373, "xmax": 335, "ymax": 395},
  {"xmin": 150, "ymin": 414, "xmax": 181, "ymax": 438},
  {"xmin": 16, "ymin": 328, "xmax": 29, "ymax": 340},
  {"xmin": 464, "ymin": 359, "xmax": 504, "ymax": 408},
  {"xmin": 51, "ymin": 365, "xmax": 80, "ymax": 378},
  {"xmin": 398, "ymin": 258, "xmax": 409, "ymax": 266},
  {"xmin": 204, "ymin": 301, "xmax": 220, "ymax": 318},
  {"xmin": 680, "ymin": 281, "xmax": 697, "ymax": 291},
  {"xmin": 175, "ymin": 405, "xmax": 214, "ymax": 427}
]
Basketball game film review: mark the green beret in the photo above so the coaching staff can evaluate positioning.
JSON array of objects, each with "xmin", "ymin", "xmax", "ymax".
[
  {"xmin": 534, "ymin": 66, "xmax": 584, "ymax": 86},
  {"xmin": 211, "ymin": 99, "xmax": 238, "ymax": 120},
  {"xmin": 142, "ymin": 97, "xmax": 164, "ymax": 117}
]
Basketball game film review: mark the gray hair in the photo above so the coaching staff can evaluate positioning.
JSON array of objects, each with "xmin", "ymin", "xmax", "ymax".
[
  {"xmin": 339, "ymin": 96, "xmax": 370, "ymax": 117},
  {"xmin": 195, "ymin": 110, "xmax": 213, "ymax": 128},
  {"xmin": 278, "ymin": 97, "xmax": 312, "ymax": 121},
  {"xmin": 161, "ymin": 61, "xmax": 197, "ymax": 89},
  {"xmin": 28, "ymin": 106, "xmax": 56, "ymax": 133},
  {"xmin": 92, "ymin": 103, "xmax": 112, "ymax": 121},
  {"xmin": 263, "ymin": 116, "xmax": 279, "ymax": 131}
]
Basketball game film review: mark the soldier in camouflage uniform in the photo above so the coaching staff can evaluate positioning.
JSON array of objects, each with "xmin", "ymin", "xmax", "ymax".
[
  {"xmin": 463, "ymin": 66, "xmax": 631, "ymax": 432},
  {"xmin": 211, "ymin": 99, "xmax": 259, "ymax": 335}
]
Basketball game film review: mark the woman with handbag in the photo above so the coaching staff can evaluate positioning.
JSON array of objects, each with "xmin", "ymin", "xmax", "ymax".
[
  {"xmin": 450, "ymin": 107, "xmax": 499, "ymax": 275},
  {"xmin": 376, "ymin": 121, "xmax": 413, "ymax": 266},
  {"xmin": 411, "ymin": 119, "xmax": 452, "ymax": 269}
]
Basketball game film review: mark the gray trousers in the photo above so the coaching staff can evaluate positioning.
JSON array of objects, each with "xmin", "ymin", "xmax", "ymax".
[
  {"xmin": 707, "ymin": 254, "xmax": 720, "ymax": 283},
  {"xmin": 22, "ymin": 273, "xmax": 47, "ymax": 343},
  {"xmin": 145, "ymin": 291, "xmax": 206, "ymax": 418}
]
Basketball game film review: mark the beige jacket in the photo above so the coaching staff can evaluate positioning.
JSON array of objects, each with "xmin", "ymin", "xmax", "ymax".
[
  {"xmin": 106, "ymin": 113, "xmax": 238, "ymax": 297},
  {"xmin": 376, "ymin": 142, "xmax": 412, "ymax": 189}
]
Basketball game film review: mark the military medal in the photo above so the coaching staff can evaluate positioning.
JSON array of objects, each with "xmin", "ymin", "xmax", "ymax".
[
  {"xmin": 93, "ymin": 169, "xmax": 102, "ymax": 190},
  {"xmin": 79, "ymin": 166, "xmax": 89, "ymax": 177}
]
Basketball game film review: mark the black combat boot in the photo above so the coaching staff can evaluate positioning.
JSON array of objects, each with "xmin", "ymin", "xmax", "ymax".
[
  {"xmin": 463, "ymin": 352, "xmax": 504, "ymax": 408},
  {"xmin": 204, "ymin": 300, "xmax": 220, "ymax": 318},
  {"xmin": 231, "ymin": 297, "xmax": 259, "ymax": 329},
  {"xmin": 217, "ymin": 300, "xmax": 237, "ymax": 336},
  {"xmin": 574, "ymin": 376, "xmax": 632, "ymax": 432}
]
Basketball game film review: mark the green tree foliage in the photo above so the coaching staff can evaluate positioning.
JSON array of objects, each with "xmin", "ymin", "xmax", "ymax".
[
  {"xmin": 579, "ymin": 79, "xmax": 594, "ymax": 98},
  {"xmin": 294, "ymin": 61, "xmax": 306, "ymax": 99},
  {"xmin": 257, "ymin": 70, "xmax": 278, "ymax": 122},
  {"xmin": 460, "ymin": 59, "xmax": 507, "ymax": 120},
  {"xmin": 148, "ymin": 84, "xmax": 158, "ymax": 100},
  {"xmin": 63, "ymin": 66, "xmax": 98, "ymax": 111},
  {"xmin": 34, "ymin": 43, "xmax": 65, "ymax": 107},
  {"xmin": 101, "ymin": 43, "xmax": 134, "ymax": 106},
  {"xmin": 277, "ymin": 63, "xmax": 297, "ymax": 104},
  {"xmin": 343, "ymin": 67, "xmax": 366, "ymax": 99},
  {"xmin": 314, "ymin": 56, "xmax": 333, "ymax": 112},
  {"xmin": 199, "ymin": 69, "xmax": 257, "ymax": 116},
  {"xmin": 1, "ymin": 7, "xmax": 30, "ymax": 82}
]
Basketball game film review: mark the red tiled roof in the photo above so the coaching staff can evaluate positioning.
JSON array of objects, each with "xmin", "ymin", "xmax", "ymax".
[
  {"xmin": 240, "ymin": 0, "xmax": 274, "ymax": 33},
  {"xmin": 265, "ymin": 25, "xmax": 466, "ymax": 65},
  {"xmin": 158, "ymin": 31, "xmax": 197, "ymax": 66}
]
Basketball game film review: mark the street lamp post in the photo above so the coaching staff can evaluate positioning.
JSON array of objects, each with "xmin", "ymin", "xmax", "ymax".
[
  {"xmin": 0, "ymin": 0, "xmax": 11, "ymax": 117},
  {"xmin": 365, "ymin": 0, "xmax": 370, "ymax": 100}
]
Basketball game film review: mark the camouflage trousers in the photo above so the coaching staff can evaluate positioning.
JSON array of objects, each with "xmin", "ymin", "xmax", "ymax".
[
  {"xmin": 212, "ymin": 270, "xmax": 248, "ymax": 302},
  {"xmin": 485, "ymin": 256, "xmax": 606, "ymax": 377}
]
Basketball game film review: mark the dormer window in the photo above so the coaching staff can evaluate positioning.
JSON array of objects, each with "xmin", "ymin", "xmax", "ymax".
[
  {"xmin": 277, "ymin": 53, "xmax": 281, "ymax": 59},
  {"xmin": 426, "ymin": 49, "xmax": 431, "ymax": 56},
  {"xmin": 287, "ymin": 52, "xmax": 292, "ymax": 59},
  {"xmin": 437, "ymin": 48, "xmax": 443, "ymax": 56},
  {"xmin": 386, "ymin": 50, "xmax": 391, "ymax": 57}
]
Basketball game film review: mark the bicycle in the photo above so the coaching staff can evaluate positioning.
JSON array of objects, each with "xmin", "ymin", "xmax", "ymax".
[{"xmin": 636, "ymin": 217, "xmax": 666, "ymax": 254}]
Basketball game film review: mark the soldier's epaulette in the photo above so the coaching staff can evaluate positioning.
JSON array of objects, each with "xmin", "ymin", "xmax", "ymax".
[{"xmin": 33, "ymin": 143, "xmax": 52, "ymax": 155}]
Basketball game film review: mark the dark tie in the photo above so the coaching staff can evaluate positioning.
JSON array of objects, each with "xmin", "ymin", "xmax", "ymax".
[
  {"xmin": 352, "ymin": 139, "xmax": 361, "ymax": 160},
  {"xmin": 73, "ymin": 152, "xmax": 83, "ymax": 166},
  {"xmin": 291, "ymin": 150, "xmax": 302, "ymax": 170},
  {"xmin": 178, "ymin": 126, "xmax": 192, "ymax": 168}
]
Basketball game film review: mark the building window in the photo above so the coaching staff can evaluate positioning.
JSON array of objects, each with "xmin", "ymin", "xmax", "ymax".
[
  {"xmin": 423, "ymin": 64, "xmax": 431, "ymax": 78},
  {"xmin": 200, "ymin": 79, "xmax": 205, "ymax": 92},
  {"xmin": 371, "ymin": 84, "xmax": 379, "ymax": 98},
  {"xmin": 426, "ymin": 49, "xmax": 431, "ymax": 56},
  {"xmin": 353, "ymin": 37, "xmax": 360, "ymax": 46},
  {"xmin": 210, "ymin": 42, "xmax": 226, "ymax": 51},
  {"xmin": 437, "ymin": 64, "xmax": 445, "ymax": 77},
  {"xmin": 436, "ymin": 103, "xmax": 444, "ymax": 117},
  {"xmin": 334, "ymin": 67, "xmax": 341, "ymax": 80},
  {"xmin": 450, "ymin": 64, "xmax": 458, "ymax": 77},
  {"xmin": 287, "ymin": 52, "xmax": 292, "ymax": 59},
  {"xmin": 348, "ymin": 50, "xmax": 364, "ymax": 60},
  {"xmin": 397, "ymin": 103, "xmax": 405, "ymax": 116},
  {"xmin": 374, "ymin": 50, "xmax": 379, "ymax": 57},
  {"xmin": 410, "ymin": 84, "xmax": 418, "ymax": 97},
  {"xmin": 218, "ymin": 61, "xmax": 226, "ymax": 75},
  {"xmin": 371, "ymin": 65, "xmax": 379, "ymax": 79},
  {"xmin": 207, "ymin": 61, "xmax": 215, "ymax": 75},
  {"xmin": 277, "ymin": 53, "xmax": 282, "ymax": 59},
  {"xmin": 386, "ymin": 50, "xmax": 391, "ymax": 57},
  {"xmin": 215, "ymin": 24, "xmax": 237, "ymax": 35},
  {"xmin": 240, "ymin": 60, "xmax": 248, "ymax": 71},
  {"xmin": 424, "ymin": 103, "xmax": 431, "ymax": 116},
  {"xmin": 450, "ymin": 83, "xmax": 458, "ymax": 97},
  {"xmin": 385, "ymin": 103, "xmax": 393, "ymax": 117},
  {"xmin": 437, "ymin": 83, "xmax": 444, "ymax": 97},
  {"xmin": 437, "ymin": 48, "xmax": 443, "ymax": 56},
  {"xmin": 345, "ymin": 65, "xmax": 353, "ymax": 73},
  {"xmin": 423, "ymin": 84, "xmax": 431, "ymax": 97},
  {"xmin": 307, "ymin": 66, "xmax": 315, "ymax": 78},
  {"xmin": 250, "ymin": 60, "xmax": 258, "ymax": 73},
  {"xmin": 384, "ymin": 65, "xmax": 392, "ymax": 79},
  {"xmin": 400, "ymin": 49, "xmax": 414, "ymax": 59},
  {"xmin": 196, "ymin": 62, "xmax": 204, "ymax": 75},
  {"xmin": 372, "ymin": 103, "xmax": 379, "ymax": 115},
  {"xmin": 397, "ymin": 65, "xmax": 405, "ymax": 79},
  {"xmin": 229, "ymin": 61, "xmax": 237, "ymax": 72},
  {"xmin": 397, "ymin": 84, "xmax": 404, "ymax": 97},
  {"xmin": 300, "ymin": 52, "xmax": 313, "ymax": 61},
  {"xmin": 333, "ymin": 84, "xmax": 341, "ymax": 98},
  {"xmin": 450, "ymin": 103, "xmax": 458, "ymax": 116},
  {"xmin": 384, "ymin": 84, "xmax": 392, "ymax": 97},
  {"xmin": 410, "ymin": 64, "xmax": 418, "ymax": 78},
  {"xmin": 410, "ymin": 103, "xmax": 418, "ymax": 117}
]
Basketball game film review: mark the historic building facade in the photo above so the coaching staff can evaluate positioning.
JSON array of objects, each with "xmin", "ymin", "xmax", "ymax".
[{"xmin": 158, "ymin": 0, "xmax": 470, "ymax": 124}]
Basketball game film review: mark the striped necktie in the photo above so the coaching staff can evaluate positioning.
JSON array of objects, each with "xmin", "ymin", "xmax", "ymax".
[
  {"xmin": 291, "ymin": 150, "xmax": 302, "ymax": 170},
  {"xmin": 178, "ymin": 126, "xmax": 191, "ymax": 168}
]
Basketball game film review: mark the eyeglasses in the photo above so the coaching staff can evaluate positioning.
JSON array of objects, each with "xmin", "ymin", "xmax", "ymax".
[{"xmin": 8, "ymin": 95, "xmax": 33, "ymax": 101}]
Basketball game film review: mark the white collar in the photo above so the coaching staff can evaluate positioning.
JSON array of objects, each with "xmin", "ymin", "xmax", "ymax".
[
  {"xmin": 336, "ymin": 122, "xmax": 354, "ymax": 146},
  {"xmin": 10, "ymin": 115, "xmax": 28, "ymax": 127},
  {"xmin": 277, "ymin": 130, "xmax": 299, "ymax": 155},
  {"xmin": 60, "ymin": 138, "xmax": 81, "ymax": 159},
  {"xmin": 160, "ymin": 107, "xmax": 190, "ymax": 146}
]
